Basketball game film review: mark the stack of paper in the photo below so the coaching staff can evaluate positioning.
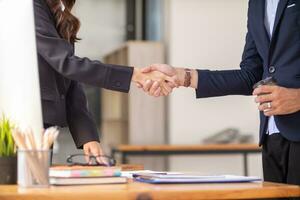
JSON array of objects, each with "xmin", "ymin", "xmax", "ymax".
[
  {"xmin": 50, "ymin": 166, "xmax": 127, "ymax": 186},
  {"xmin": 133, "ymin": 173, "xmax": 261, "ymax": 184},
  {"xmin": 121, "ymin": 170, "xmax": 183, "ymax": 178}
]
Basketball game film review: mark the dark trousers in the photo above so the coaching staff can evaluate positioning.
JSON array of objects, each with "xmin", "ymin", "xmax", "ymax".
[{"xmin": 263, "ymin": 133, "xmax": 300, "ymax": 200}]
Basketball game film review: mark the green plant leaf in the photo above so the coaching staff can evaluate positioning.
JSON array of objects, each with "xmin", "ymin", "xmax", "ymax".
[{"xmin": 0, "ymin": 115, "xmax": 16, "ymax": 157}]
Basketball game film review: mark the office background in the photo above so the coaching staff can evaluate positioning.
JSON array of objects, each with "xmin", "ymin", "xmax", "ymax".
[{"xmin": 52, "ymin": 0, "xmax": 262, "ymax": 177}]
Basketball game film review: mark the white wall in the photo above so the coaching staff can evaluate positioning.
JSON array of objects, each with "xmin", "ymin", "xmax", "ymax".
[
  {"xmin": 165, "ymin": 0, "xmax": 262, "ymax": 176},
  {"xmin": 74, "ymin": 0, "xmax": 126, "ymax": 60}
]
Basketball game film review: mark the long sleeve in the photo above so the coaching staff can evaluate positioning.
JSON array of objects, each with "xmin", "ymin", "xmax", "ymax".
[
  {"xmin": 66, "ymin": 81, "xmax": 100, "ymax": 148},
  {"xmin": 196, "ymin": 1, "xmax": 263, "ymax": 98},
  {"xmin": 34, "ymin": 0, "xmax": 133, "ymax": 93}
]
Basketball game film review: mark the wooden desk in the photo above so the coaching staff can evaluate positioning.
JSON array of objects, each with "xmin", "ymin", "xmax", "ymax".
[
  {"xmin": 112, "ymin": 144, "xmax": 262, "ymax": 176},
  {"xmin": 121, "ymin": 164, "xmax": 144, "ymax": 171},
  {"xmin": 0, "ymin": 181, "xmax": 299, "ymax": 200}
]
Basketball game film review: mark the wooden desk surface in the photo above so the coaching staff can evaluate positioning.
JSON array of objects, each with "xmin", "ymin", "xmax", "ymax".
[
  {"xmin": 116, "ymin": 144, "xmax": 261, "ymax": 152},
  {"xmin": 0, "ymin": 181, "xmax": 299, "ymax": 200},
  {"xmin": 121, "ymin": 164, "xmax": 144, "ymax": 171}
]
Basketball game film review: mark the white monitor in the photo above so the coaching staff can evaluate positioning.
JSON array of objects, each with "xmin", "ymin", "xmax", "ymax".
[{"xmin": 0, "ymin": 0, "xmax": 43, "ymax": 148}]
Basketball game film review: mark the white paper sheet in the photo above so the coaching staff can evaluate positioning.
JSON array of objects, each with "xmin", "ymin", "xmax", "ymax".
[{"xmin": 134, "ymin": 173, "xmax": 262, "ymax": 184}]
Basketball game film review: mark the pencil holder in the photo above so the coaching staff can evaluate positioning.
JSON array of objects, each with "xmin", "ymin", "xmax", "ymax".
[{"xmin": 17, "ymin": 150, "xmax": 51, "ymax": 188}]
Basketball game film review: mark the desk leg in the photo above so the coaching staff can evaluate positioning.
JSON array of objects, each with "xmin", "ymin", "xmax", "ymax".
[
  {"xmin": 243, "ymin": 153, "xmax": 248, "ymax": 176},
  {"xmin": 111, "ymin": 149, "xmax": 116, "ymax": 159},
  {"xmin": 122, "ymin": 153, "xmax": 128, "ymax": 164},
  {"xmin": 111, "ymin": 151, "xmax": 128, "ymax": 165}
]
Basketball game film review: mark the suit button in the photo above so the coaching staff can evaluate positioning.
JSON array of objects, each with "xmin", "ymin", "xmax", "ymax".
[
  {"xmin": 115, "ymin": 82, "xmax": 121, "ymax": 87},
  {"xmin": 269, "ymin": 66, "xmax": 276, "ymax": 74},
  {"xmin": 61, "ymin": 95, "xmax": 65, "ymax": 99}
]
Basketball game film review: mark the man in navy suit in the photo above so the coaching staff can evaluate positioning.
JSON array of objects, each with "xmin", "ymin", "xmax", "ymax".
[{"xmin": 141, "ymin": 0, "xmax": 300, "ymax": 186}]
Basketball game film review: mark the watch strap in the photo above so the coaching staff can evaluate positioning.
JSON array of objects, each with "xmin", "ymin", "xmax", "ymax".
[{"xmin": 184, "ymin": 68, "xmax": 192, "ymax": 87}]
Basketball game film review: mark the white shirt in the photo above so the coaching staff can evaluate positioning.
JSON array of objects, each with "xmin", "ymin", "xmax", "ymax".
[{"xmin": 264, "ymin": 0, "xmax": 280, "ymax": 135}]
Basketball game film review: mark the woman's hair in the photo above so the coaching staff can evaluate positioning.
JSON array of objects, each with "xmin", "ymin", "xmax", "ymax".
[{"xmin": 45, "ymin": 0, "xmax": 80, "ymax": 44}]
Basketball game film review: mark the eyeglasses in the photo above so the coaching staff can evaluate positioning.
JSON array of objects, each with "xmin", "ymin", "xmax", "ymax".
[{"xmin": 66, "ymin": 154, "xmax": 116, "ymax": 167}]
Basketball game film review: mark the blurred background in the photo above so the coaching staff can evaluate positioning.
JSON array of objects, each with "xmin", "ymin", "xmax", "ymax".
[{"xmin": 52, "ymin": 0, "xmax": 262, "ymax": 178}]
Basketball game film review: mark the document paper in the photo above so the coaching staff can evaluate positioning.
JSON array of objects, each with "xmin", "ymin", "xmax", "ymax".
[{"xmin": 133, "ymin": 173, "xmax": 261, "ymax": 184}]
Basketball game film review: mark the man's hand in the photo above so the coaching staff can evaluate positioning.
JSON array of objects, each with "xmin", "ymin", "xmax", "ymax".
[
  {"xmin": 83, "ymin": 141, "xmax": 108, "ymax": 165},
  {"xmin": 138, "ymin": 64, "xmax": 198, "ymax": 96},
  {"xmin": 140, "ymin": 64, "xmax": 183, "ymax": 88},
  {"xmin": 253, "ymin": 85, "xmax": 300, "ymax": 116},
  {"xmin": 132, "ymin": 67, "xmax": 178, "ymax": 97},
  {"xmin": 142, "ymin": 64, "xmax": 179, "ymax": 82},
  {"xmin": 137, "ymin": 64, "xmax": 184, "ymax": 96}
]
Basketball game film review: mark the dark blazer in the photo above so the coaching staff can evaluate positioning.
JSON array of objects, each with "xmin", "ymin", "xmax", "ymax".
[
  {"xmin": 196, "ymin": 0, "xmax": 300, "ymax": 144},
  {"xmin": 34, "ymin": 0, "xmax": 134, "ymax": 148}
]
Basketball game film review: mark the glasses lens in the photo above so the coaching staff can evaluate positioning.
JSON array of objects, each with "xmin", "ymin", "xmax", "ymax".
[
  {"xmin": 95, "ymin": 156, "xmax": 116, "ymax": 166},
  {"xmin": 68, "ymin": 155, "xmax": 116, "ymax": 166},
  {"xmin": 69, "ymin": 155, "xmax": 90, "ymax": 165}
]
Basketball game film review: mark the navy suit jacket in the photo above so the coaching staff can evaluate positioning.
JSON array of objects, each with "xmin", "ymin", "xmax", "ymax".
[{"xmin": 196, "ymin": 0, "xmax": 300, "ymax": 144}]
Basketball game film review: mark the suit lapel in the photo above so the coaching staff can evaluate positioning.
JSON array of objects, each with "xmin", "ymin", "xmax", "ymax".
[
  {"xmin": 252, "ymin": 0, "xmax": 289, "ymax": 63},
  {"xmin": 271, "ymin": 0, "xmax": 288, "ymax": 40}
]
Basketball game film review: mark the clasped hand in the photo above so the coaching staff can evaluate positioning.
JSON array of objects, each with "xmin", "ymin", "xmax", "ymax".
[
  {"xmin": 135, "ymin": 64, "xmax": 198, "ymax": 97},
  {"xmin": 133, "ymin": 64, "xmax": 193, "ymax": 97}
]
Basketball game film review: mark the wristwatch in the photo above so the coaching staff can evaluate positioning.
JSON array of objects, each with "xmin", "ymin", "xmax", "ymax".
[{"xmin": 184, "ymin": 68, "xmax": 192, "ymax": 87}]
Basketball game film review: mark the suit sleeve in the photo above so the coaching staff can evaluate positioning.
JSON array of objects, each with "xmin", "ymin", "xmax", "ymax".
[
  {"xmin": 34, "ymin": 0, "xmax": 133, "ymax": 93},
  {"xmin": 196, "ymin": 1, "xmax": 263, "ymax": 98},
  {"xmin": 66, "ymin": 81, "xmax": 100, "ymax": 148}
]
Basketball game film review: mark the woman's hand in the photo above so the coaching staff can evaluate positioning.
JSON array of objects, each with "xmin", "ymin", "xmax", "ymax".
[
  {"xmin": 132, "ymin": 68, "xmax": 178, "ymax": 97},
  {"xmin": 83, "ymin": 141, "xmax": 107, "ymax": 165},
  {"xmin": 135, "ymin": 64, "xmax": 199, "ymax": 97}
]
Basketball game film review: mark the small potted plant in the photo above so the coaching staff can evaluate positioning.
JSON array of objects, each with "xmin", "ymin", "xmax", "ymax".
[{"xmin": 0, "ymin": 116, "xmax": 17, "ymax": 184}]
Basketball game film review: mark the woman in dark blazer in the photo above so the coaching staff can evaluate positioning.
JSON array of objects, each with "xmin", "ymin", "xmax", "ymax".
[{"xmin": 34, "ymin": 0, "xmax": 175, "ymax": 160}]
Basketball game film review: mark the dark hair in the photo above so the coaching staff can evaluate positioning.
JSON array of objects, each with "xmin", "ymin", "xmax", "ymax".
[{"xmin": 45, "ymin": 0, "xmax": 80, "ymax": 44}]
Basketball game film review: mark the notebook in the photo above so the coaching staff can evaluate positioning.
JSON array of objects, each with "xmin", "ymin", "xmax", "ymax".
[
  {"xmin": 50, "ymin": 177, "xmax": 127, "ymax": 186},
  {"xmin": 50, "ymin": 166, "xmax": 122, "ymax": 178}
]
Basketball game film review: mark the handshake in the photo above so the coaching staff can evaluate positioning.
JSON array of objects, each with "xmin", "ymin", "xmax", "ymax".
[{"xmin": 132, "ymin": 64, "xmax": 198, "ymax": 97}]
